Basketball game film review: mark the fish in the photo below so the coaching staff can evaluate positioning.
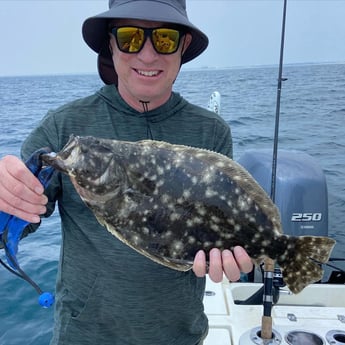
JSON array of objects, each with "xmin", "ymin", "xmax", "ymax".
[{"xmin": 41, "ymin": 135, "xmax": 336, "ymax": 294}]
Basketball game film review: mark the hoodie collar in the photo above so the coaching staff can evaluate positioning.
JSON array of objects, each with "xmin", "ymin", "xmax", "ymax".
[{"xmin": 97, "ymin": 85, "xmax": 187, "ymax": 123}]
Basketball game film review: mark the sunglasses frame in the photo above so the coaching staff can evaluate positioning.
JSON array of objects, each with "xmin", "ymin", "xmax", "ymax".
[{"xmin": 110, "ymin": 26, "xmax": 185, "ymax": 55}]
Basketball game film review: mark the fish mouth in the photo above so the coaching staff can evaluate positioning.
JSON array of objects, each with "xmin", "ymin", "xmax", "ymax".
[
  {"xmin": 41, "ymin": 134, "xmax": 79, "ymax": 173},
  {"xmin": 41, "ymin": 152, "xmax": 68, "ymax": 173}
]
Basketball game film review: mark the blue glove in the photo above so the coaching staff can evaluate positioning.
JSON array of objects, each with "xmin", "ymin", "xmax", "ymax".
[{"xmin": 0, "ymin": 147, "xmax": 56, "ymax": 307}]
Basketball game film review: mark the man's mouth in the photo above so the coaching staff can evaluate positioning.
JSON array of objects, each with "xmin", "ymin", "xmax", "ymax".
[{"xmin": 135, "ymin": 69, "xmax": 161, "ymax": 77}]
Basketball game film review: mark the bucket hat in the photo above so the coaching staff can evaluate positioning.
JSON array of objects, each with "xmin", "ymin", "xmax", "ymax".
[{"xmin": 82, "ymin": 0, "xmax": 208, "ymax": 84}]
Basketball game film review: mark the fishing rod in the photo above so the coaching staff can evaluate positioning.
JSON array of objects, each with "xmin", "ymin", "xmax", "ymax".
[
  {"xmin": 270, "ymin": 0, "xmax": 288, "ymax": 204},
  {"xmin": 261, "ymin": 0, "xmax": 288, "ymax": 341}
]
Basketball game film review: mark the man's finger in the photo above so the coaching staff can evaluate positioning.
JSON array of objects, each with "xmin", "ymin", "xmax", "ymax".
[
  {"xmin": 192, "ymin": 250, "xmax": 207, "ymax": 277},
  {"xmin": 208, "ymin": 248, "xmax": 223, "ymax": 283}
]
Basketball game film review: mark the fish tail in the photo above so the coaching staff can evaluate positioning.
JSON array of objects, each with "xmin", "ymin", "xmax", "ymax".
[{"xmin": 278, "ymin": 236, "xmax": 336, "ymax": 294}]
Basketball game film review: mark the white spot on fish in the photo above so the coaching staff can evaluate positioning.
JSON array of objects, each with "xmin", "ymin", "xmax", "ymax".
[
  {"xmin": 203, "ymin": 241, "xmax": 213, "ymax": 249},
  {"xmin": 161, "ymin": 194, "xmax": 170, "ymax": 204},
  {"xmin": 142, "ymin": 227, "xmax": 150, "ymax": 235},
  {"xmin": 170, "ymin": 213, "xmax": 180, "ymax": 222},
  {"xmin": 132, "ymin": 235, "xmax": 142, "ymax": 245},
  {"xmin": 156, "ymin": 180, "xmax": 164, "ymax": 188},
  {"xmin": 237, "ymin": 194, "xmax": 251, "ymax": 211},
  {"xmin": 205, "ymin": 187, "xmax": 218, "ymax": 198},
  {"xmin": 188, "ymin": 236, "xmax": 196, "ymax": 244},
  {"xmin": 156, "ymin": 166, "xmax": 165, "ymax": 175},
  {"xmin": 174, "ymin": 153, "xmax": 186, "ymax": 166},
  {"xmin": 215, "ymin": 161, "xmax": 226, "ymax": 168},
  {"xmin": 171, "ymin": 240, "xmax": 184, "ymax": 257},
  {"xmin": 191, "ymin": 176, "xmax": 198, "ymax": 185},
  {"xmin": 211, "ymin": 224, "xmax": 221, "ymax": 232},
  {"xmin": 233, "ymin": 175, "xmax": 242, "ymax": 181},
  {"xmin": 201, "ymin": 169, "xmax": 215, "ymax": 184},
  {"xmin": 183, "ymin": 189, "xmax": 191, "ymax": 199},
  {"xmin": 211, "ymin": 215, "xmax": 221, "ymax": 223},
  {"xmin": 195, "ymin": 152, "xmax": 207, "ymax": 159},
  {"xmin": 234, "ymin": 224, "xmax": 241, "ymax": 232},
  {"xmin": 196, "ymin": 206, "xmax": 206, "ymax": 216},
  {"xmin": 160, "ymin": 231, "xmax": 173, "ymax": 240},
  {"xmin": 261, "ymin": 240, "xmax": 271, "ymax": 247},
  {"xmin": 215, "ymin": 240, "xmax": 224, "ymax": 247}
]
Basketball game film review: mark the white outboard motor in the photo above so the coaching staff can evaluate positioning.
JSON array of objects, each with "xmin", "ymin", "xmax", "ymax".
[{"xmin": 238, "ymin": 149, "xmax": 328, "ymax": 237}]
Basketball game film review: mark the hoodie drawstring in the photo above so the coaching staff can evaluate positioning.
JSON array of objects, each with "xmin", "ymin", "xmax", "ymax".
[{"xmin": 139, "ymin": 100, "xmax": 154, "ymax": 139}]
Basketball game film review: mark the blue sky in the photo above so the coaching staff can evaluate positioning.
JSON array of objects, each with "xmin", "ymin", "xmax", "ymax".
[{"xmin": 1, "ymin": 0, "xmax": 345, "ymax": 76}]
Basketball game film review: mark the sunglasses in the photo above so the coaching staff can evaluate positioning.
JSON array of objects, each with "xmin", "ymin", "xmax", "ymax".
[{"xmin": 110, "ymin": 26, "xmax": 184, "ymax": 54}]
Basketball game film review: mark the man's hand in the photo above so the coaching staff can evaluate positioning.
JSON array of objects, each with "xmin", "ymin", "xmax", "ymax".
[
  {"xmin": 193, "ymin": 246, "xmax": 253, "ymax": 282},
  {"xmin": 0, "ymin": 155, "xmax": 47, "ymax": 223}
]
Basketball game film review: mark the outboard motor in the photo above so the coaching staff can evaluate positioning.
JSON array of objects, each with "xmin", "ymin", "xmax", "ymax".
[{"xmin": 238, "ymin": 149, "xmax": 328, "ymax": 237}]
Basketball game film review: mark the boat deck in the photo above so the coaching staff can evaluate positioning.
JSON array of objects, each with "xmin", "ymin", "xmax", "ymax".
[{"xmin": 204, "ymin": 277, "xmax": 345, "ymax": 344}]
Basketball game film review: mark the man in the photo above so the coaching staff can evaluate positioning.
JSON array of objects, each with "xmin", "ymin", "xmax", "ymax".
[{"xmin": 0, "ymin": 1, "xmax": 252, "ymax": 344}]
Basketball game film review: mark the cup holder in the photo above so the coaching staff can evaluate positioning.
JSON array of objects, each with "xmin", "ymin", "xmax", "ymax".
[
  {"xmin": 326, "ymin": 330, "xmax": 345, "ymax": 345},
  {"xmin": 241, "ymin": 327, "xmax": 345, "ymax": 345},
  {"xmin": 285, "ymin": 330, "xmax": 324, "ymax": 345},
  {"xmin": 248, "ymin": 326, "xmax": 282, "ymax": 344}
]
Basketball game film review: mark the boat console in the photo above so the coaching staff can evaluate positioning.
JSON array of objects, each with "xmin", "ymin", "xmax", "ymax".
[{"xmin": 204, "ymin": 278, "xmax": 345, "ymax": 345}]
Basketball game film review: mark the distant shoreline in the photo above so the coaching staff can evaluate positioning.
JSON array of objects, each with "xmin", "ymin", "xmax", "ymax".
[{"xmin": 1, "ymin": 61, "xmax": 345, "ymax": 79}]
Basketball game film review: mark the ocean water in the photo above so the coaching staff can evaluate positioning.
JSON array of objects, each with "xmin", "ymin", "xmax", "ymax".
[{"xmin": 0, "ymin": 63, "xmax": 344, "ymax": 344}]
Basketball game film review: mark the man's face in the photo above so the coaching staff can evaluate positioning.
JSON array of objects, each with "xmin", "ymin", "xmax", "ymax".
[{"xmin": 109, "ymin": 19, "xmax": 192, "ymax": 111}]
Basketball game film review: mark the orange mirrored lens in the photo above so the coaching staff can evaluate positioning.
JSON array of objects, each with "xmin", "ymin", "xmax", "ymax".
[
  {"xmin": 116, "ymin": 27, "xmax": 144, "ymax": 53},
  {"xmin": 114, "ymin": 27, "xmax": 181, "ymax": 54},
  {"xmin": 152, "ymin": 28, "xmax": 180, "ymax": 53}
]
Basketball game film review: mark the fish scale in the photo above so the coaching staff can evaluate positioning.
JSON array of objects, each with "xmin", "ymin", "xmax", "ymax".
[{"xmin": 42, "ymin": 135, "xmax": 336, "ymax": 294}]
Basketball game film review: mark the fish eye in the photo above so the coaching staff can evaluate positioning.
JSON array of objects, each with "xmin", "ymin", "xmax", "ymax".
[
  {"xmin": 81, "ymin": 168, "xmax": 91, "ymax": 175},
  {"xmin": 80, "ymin": 146, "xmax": 89, "ymax": 154}
]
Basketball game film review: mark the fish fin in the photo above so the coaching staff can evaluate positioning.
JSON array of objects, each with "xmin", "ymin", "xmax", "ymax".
[
  {"xmin": 278, "ymin": 236, "xmax": 336, "ymax": 294},
  {"xmin": 162, "ymin": 258, "xmax": 194, "ymax": 271}
]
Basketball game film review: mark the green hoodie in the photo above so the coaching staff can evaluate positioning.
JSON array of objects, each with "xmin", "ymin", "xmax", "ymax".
[{"xmin": 21, "ymin": 85, "xmax": 232, "ymax": 345}]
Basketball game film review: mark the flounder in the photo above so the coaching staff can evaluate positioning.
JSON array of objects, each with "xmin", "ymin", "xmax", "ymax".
[{"xmin": 42, "ymin": 135, "xmax": 335, "ymax": 294}]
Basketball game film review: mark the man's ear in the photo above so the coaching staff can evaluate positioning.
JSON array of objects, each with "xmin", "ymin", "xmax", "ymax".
[
  {"xmin": 182, "ymin": 33, "xmax": 192, "ymax": 55},
  {"xmin": 108, "ymin": 34, "xmax": 115, "ymax": 55}
]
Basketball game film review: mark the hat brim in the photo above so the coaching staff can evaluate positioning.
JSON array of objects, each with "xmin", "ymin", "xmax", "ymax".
[{"xmin": 82, "ymin": 0, "xmax": 208, "ymax": 84}]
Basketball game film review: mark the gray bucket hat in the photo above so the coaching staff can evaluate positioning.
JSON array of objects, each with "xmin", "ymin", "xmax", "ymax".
[{"xmin": 82, "ymin": 0, "xmax": 208, "ymax": 85}]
